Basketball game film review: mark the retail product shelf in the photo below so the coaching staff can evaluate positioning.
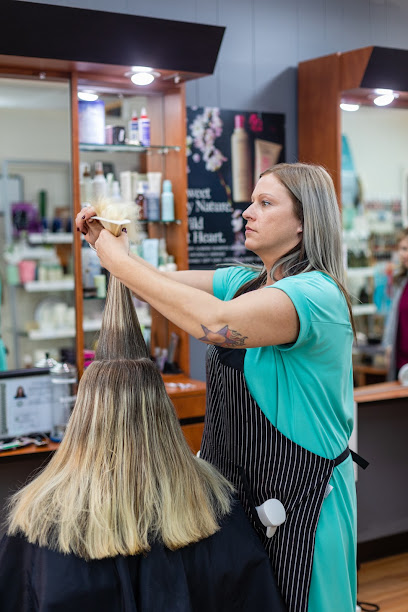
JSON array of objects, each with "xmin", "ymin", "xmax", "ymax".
[
  {"xmin": 26, "ymin": 312, "xmax": 151, "ymax": 340},
  {"xmin": 139, "ymin": 219, "xmax": 182, "ymax": 225},
  {"xmin": 27, "ymin": 320, "xmax": 101, "ymax": 340},
  {"xmin": 79, "ymin": 143, "xmax": 181, "ymax": 154},
  {"xmin": 28, "ymin": 233, "xmax": 73, "ymax": 245},
  {"xmin": 24, "ymin": 279, "xmax": 74, "ymax": 292}
]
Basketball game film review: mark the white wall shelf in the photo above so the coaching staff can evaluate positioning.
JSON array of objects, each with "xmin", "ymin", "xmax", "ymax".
[
  {"xmin": 26, "ymin": 313, "xmax": 151, "ymax": 340},
  {"xmin": 27, "ymin": 319, "xmax": 102, "ymax": 340},
  {"xmin": 24, "ymin": 279, "xmax": 74, "ymax": 292},
  {"xmin": 79, "ymin": 143, "xmax": 180, "ymax": 154},
  {"xmin": 28, "ymin": 232, "xmax": 73, "ymax": 245}
]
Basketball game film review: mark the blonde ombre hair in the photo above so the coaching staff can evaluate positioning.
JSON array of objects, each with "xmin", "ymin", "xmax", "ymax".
[{"xmin": 7, "ymin": 276, "xmax": 233, "ymax": 560}]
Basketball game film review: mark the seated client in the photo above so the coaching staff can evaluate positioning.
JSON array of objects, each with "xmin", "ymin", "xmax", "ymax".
[{"xmin": 0, "ymin": 274, "xmax": 285, "ymax": 612}]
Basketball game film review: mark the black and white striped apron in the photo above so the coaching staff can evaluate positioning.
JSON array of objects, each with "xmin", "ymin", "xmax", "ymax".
[{"xmin": 200, "ymin": 345, "xmax": 354, "ymax": 612}]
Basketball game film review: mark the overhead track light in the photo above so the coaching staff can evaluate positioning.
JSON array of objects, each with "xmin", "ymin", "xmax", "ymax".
[
  {"xmin": 373, "ymin": 93, "xmax": 395, "ymax": 106},
  {"xmin": 340, "ymin": 103, "xmax": 360, "ymax": 112},
  {"xmin": 78, "ymin": 91, "xmax": 98, "ymax": 101}
]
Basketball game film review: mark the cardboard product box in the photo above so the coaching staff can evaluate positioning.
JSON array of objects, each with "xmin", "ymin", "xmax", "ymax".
[{"xmin": 78, "ymin": 100, "xmax": 105, "ymax": 145}]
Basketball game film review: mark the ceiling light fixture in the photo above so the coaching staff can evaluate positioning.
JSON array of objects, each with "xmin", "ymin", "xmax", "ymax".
[
  {"xmin": 126, "ymin": 66, "xmax": 160, "ymax": 87},
  {"xmin": 78, "ymin": 91, "xmax": 99, "ymax": 102},
  {"xmin": 131, "ymin": 72, "xmax": 155, "ymax": 86},
  {"xmin": 373, "ymin": 92, "xmax": 395, "ymax": 106},
  {"xmin": 340, "ymin": 103, "xmax": 360, "ymax": 112}
]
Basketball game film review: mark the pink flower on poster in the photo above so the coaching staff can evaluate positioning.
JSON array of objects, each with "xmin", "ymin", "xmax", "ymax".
[{"xmin": 248, "ymin": 113, "xmax": 263, "ymax": 132}]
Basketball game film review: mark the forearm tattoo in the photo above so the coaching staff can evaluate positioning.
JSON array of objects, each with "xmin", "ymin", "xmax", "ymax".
[{"xmin": 198, "ymin": 324, "xmax": 248, "ymax": 347}]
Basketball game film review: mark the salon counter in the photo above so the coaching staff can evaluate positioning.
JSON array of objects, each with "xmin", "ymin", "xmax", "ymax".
[
  {"xmin": 163, "ymin": 374, "xmax": 206, "ymax": 454},
  {"xmin": 354, "ymin": 379, "xmax": 408, "ymax": 403},
  {"xmin": 354, "ymin": 380, "xmax": 408, "ymax": 560}
]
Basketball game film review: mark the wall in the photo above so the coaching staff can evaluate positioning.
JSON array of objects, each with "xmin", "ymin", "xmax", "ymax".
[{"xmin": 19, "ymin": 0, "xmax": 408, "ymax": 379}]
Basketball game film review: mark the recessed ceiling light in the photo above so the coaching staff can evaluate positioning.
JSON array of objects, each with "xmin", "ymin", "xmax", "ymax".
[
  {"xmin": 373, "ymin": 93, "xmax": 395, "ymax": 106},
  {"xmin": 340, "ymin": 103, "xmax": 360, "ymax": 112},
  {"xmin": 78, "ymin": 91, "xmax": 98, "ymax": 102},
  {"xmin": 131, "ymin": 72, "xmax": 155, "ymax": 86}
]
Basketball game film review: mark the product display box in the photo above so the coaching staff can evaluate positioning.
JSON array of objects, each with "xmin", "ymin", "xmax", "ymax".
[{"xmin": 78, "ymin": 100, "xmax": 105, "ymax": 145}]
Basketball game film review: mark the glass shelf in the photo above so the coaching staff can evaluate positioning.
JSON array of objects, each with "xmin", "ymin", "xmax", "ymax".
[
  {"xmin": 24, "ymin": 279, "xmax": 74, "ymax": 292},
  {"xmin": 139, "ymin": 219, "xmax": 182, "ymax": 225},
  {"xmin": 79, "ymin": 143, "xmax": 181, "ymax": 154},
  {"xmin": 28, "ymin": 232, "xmax": 73, "ymax": 245}
]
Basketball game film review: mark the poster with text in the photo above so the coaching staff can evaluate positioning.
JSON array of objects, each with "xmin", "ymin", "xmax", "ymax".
[{"xmin": 187, "ymin": 107, "xmax": 285, "ymax": 269}]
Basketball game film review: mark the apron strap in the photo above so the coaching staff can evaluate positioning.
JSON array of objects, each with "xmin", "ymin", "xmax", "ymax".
[
  {"xmin": 350, "ymin": 449, "xmax": 369, "ymax": 470},
  {"xmin": 334, "ymin": 447, "xmax": 369, "ymax": 469}
]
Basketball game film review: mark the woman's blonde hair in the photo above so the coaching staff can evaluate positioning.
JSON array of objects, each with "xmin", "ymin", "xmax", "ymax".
[
  {"xmin": 235, "ymin": 162, "xmax": 355, "ymax": 334},
  {"xmin": 7, "ymin": 276, "xmax": 233, "ymax": 560}
]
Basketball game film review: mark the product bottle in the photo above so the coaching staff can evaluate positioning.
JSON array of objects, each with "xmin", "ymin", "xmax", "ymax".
[
  {"xmin": 106, "ymin": 172, "xmax": 114, "ymax": 198},
  {"xmin": 166, "ymin": 254, "xmax": 178, "ymax": 272},
  {"xmin": 38, "ymin": 189, "xmax": 48, "ymax": 223},
  {"xmin": 92, "ymin": 161, "xmax": 107, "ymax": 199},
  {"xmin": 138, "ymin": 107, "xmax": 151, "ymax": 147},
  {"xmin": 231, "ymin": 114, "xmax": 252, "ymax": 203},
  {"xmin": 111, "ymin": 181, "xmax": 122, "ymax": 201},
  {"xmin": 80, "ymin": 163, "xmax": 93, "ymax": 204},
  {"xmin": 136, "ymin": 181, "xmax": 147, "ymax": 220},
  {"xmin": 50, "ymin": 362, "xmax": 77, "ymax": 442},
  {"xmin": 128, "ymin": 109, "xmax": 139, "ymax": 144},
  {"xmin": 146, "ymin": 190, "xmax": 160, "ymax": 221},
  {"xmin": 158, "ymin": 238, "xmax": 169, "ymax": 271},
  {"xmin": 82, "ymin": 242, "xmax": 102, "ymax": 296},
  {"xmin": 161, "ymin": 179, "xmax": 175, "ymax": 222}
]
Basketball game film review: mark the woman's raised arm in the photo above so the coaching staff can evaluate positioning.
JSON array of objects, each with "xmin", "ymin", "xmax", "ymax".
[
  {"xmin": 94, "ymin": 230, "xmax": 299, "ymax": 349},
  {"xmin": 76, "ymin": 205, "xmax": 215, "ymax": 296}
]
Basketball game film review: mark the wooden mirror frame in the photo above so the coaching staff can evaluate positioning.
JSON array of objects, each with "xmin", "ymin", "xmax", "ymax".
[{"xmin": 298, "ymin": 46, "xmax": 408, "ymax": 202}]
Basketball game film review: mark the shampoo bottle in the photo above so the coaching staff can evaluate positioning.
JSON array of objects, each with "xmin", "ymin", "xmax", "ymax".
[
  {"xmin": 128, "ymin": 109, "xmax": 139, "ymax": 144},
  {"xmin": 231, "ymin": 114, "xmax": 252, "ymax": 203},
  {"xmin": 161, "ymin": 179, "xmax": 175, "ymax": 222},
  {"xmin": 146, "ymin": 191, "xmax": 160, "ymax": 221},
  {"xmin": 80, "ymin": 163, "xmax": 93, "ymax": 204},
  {"xmin": 92, "ymin": 161, "xmax": 107, "ymax": 199},
  {"xmin": 139, "ymin": 107, "xmax": 151, "ymax": 147}
]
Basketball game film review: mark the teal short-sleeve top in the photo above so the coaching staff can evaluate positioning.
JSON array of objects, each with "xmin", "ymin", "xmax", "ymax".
[{"xmin": 213, "ymin": 267, "xmax": 355, "ymax": 459}]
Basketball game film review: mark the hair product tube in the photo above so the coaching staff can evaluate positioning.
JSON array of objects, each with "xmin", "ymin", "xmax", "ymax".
[
  {"xmin": 254, "ymin": 139, "xmax": 282, "ymax": 183},
  {"xmin": 231, "ymin": 114, "xmax": 252, "ymax": 203}
]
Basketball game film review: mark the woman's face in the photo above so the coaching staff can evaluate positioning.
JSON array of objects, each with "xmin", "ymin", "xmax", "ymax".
[
  {"xmin": 398, "ymin": 236, "xmax": 408, "ymax": 269},
  {"xmin": 242, "ymin": 173, "xmax": 302, "ymax": 268}
]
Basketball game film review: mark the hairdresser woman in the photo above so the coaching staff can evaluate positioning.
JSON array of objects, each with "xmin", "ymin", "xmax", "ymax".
[{"xmin": 77, "ymin": 163, "xmax": 358, "ymax": 612}]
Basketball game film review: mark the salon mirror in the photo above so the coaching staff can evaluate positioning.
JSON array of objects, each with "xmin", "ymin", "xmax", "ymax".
[
  {"xmin": 0, "ymin": 75, "xmax": 73, "ymax": 370},
  {"xmin": 341, "ymin": 90, "xmax": 408, "ymax": 347}
]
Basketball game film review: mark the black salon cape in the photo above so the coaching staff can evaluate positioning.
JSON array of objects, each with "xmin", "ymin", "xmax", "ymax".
[{"xmin": 0, "ymin": 500, "xmax": 286, "ymax": 611}]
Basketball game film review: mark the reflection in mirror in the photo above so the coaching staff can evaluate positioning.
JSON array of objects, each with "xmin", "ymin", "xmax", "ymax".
[
  {"xmin": 341, "ymin": 103, "xmax": 408, "ymax": 356},
  {"xmin": 0, "ymin": 76, "xmax": 72, "ymax": 370},
  {"xmin": 76, "ymin": 86, "xmax": 159, "ymax": 358},
  {"xmin": 77, "ymin": 89, "xmax": 165, "ymax": 197}
]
